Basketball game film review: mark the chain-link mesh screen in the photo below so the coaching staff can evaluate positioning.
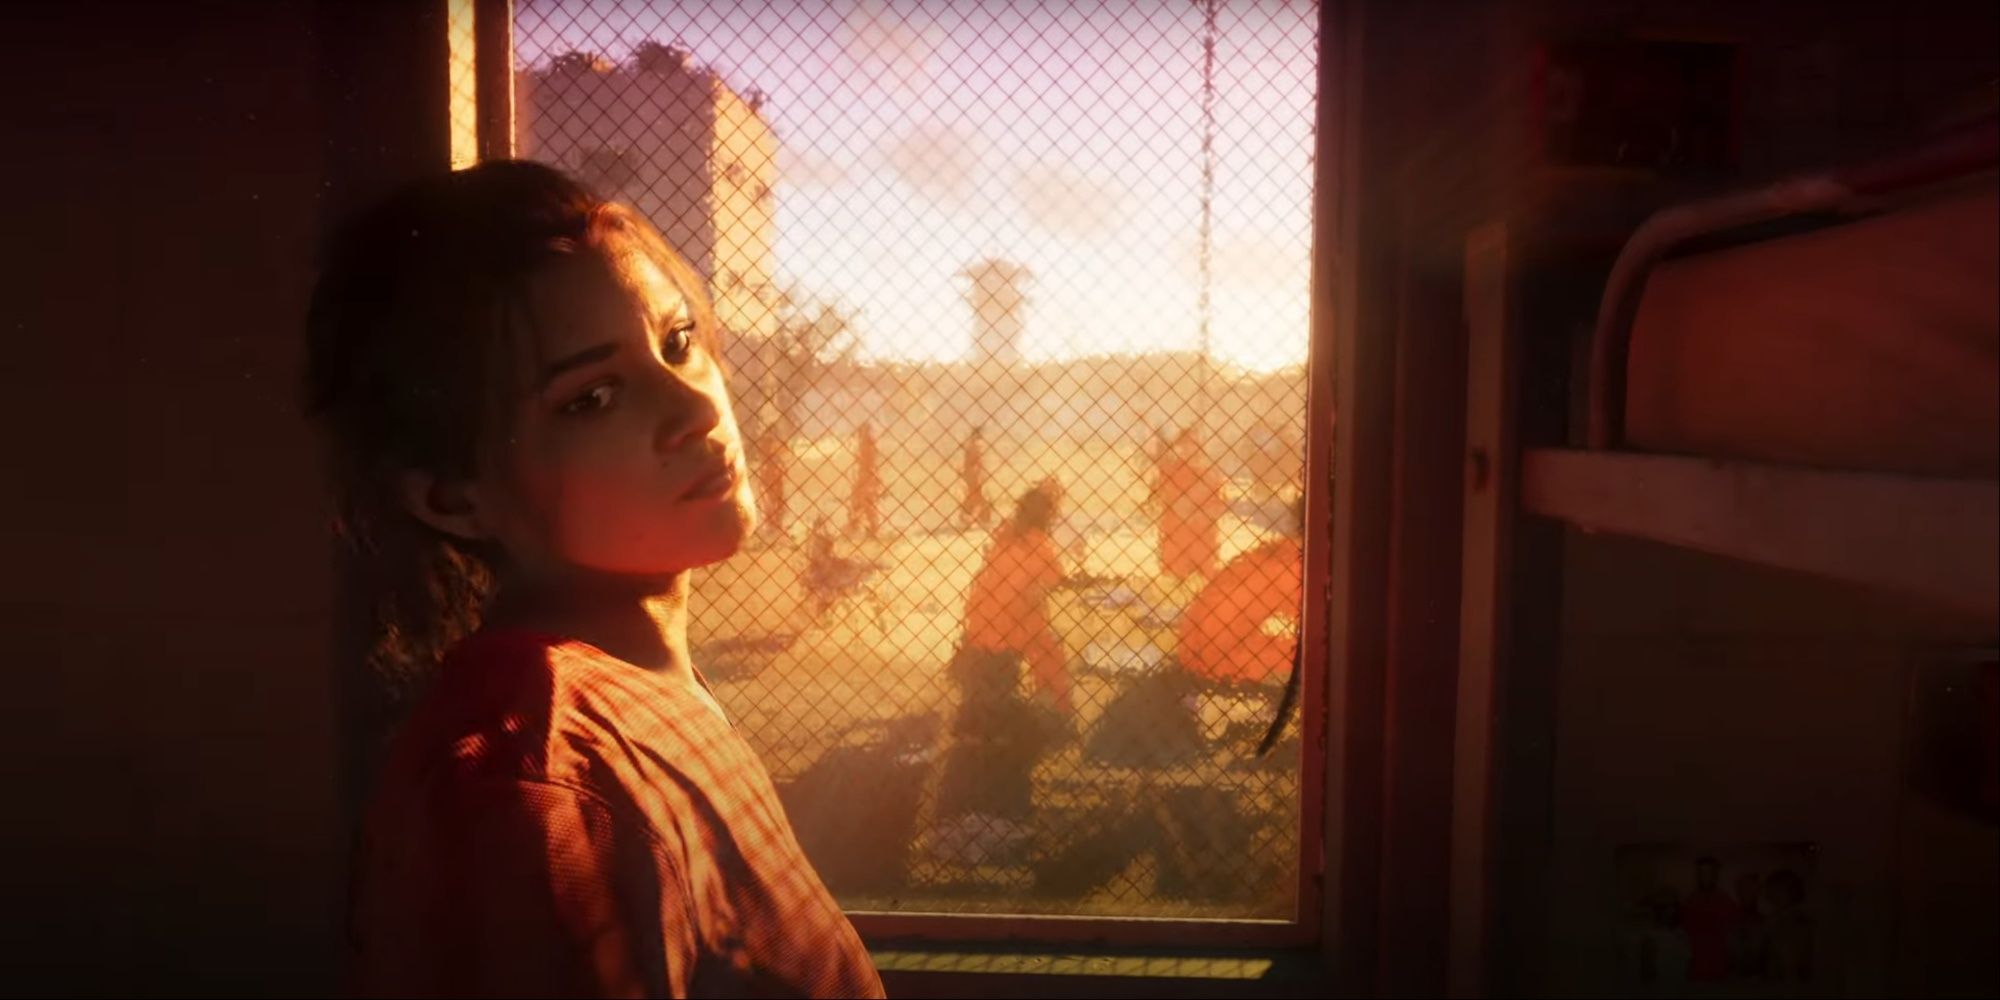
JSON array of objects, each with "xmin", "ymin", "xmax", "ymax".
[
  {"xmin": 508, "ymin": 0, "xmax": 1318, "ymax": 921},
  {"xmin": 448, "ymin": 0, "xmax": 481, "ymax": 170}
]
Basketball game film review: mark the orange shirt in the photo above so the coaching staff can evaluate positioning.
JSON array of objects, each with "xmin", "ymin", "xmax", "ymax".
[
  {"xmin": 964, "ymin": 528, "xmax": 1063, "ymax": 652},
  {"xmin": 1159, "ymin": 457, "xmax": 1224, "ymax": 523},
  {"xmin": 349, "ymin": 628, "xmax": 884, "ymax": 998},
  {"xmin": 1177, "ymin": 538, "xmax": 1303, "ymax": 684},
  {"xmin": 1156, "ymin": 457, "xmax": 1227, "ymax": 578}
]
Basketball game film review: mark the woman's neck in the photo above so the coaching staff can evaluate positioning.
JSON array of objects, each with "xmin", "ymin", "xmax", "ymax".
[{"xmin": 485, "ymin": 568, "xmax": 694, "ymax": 679}]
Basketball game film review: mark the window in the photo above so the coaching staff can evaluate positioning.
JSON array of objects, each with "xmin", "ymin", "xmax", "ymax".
[
  {"xmin": 446, "ymin": 0, "xmax": 479, "ymax": 170},
  {"xmin": 472, "ymin": 0, "xmax": 1326, "ymax": 945}
]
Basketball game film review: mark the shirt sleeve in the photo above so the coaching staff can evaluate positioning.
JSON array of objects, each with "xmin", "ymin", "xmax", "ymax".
[{"xmin": 356, "ymin": 778, "xmax": 698, "ymax": 999}]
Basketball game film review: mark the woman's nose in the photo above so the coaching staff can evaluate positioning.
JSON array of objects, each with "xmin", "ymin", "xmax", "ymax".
[{"xmin": 652, "ymin": 369, "xmax": 724, "ymax": 454}]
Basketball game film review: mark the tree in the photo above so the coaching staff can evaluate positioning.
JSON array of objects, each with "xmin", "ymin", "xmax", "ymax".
[
  {"xmin": 545, "ymin": 50, "xmax": 614, "ymax": 76},
  {"xmin": 752, "ymin": 286, "xmax": 861, "ymax": 440}
]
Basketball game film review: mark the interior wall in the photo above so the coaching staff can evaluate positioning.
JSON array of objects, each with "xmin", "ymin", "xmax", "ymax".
[
  {"xmin": 1498, "ymin": 2, "xmax": 2000, "ymax": 996},
  {"xmin": 1525, "ymin": 0, "xmax": 1998, "ymax": 170},
  {"xmin": 1545, "ymin": 536, "xmax": 1994, "ymax": 995},
  {"xmin": 0, "ymin": 2, "xmax": 342, "ymax": 992}
]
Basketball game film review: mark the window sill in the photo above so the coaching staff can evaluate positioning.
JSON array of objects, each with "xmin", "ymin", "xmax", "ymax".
[{"xmin": 870, "ymin": 943, "xmax": 1326, "ymax": 999}]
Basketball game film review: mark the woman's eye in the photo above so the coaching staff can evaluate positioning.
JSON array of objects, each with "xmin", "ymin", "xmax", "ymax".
[
  {"xmin": 661, "ymin": 323, "xmax": 695, "ymax": 364},
  {"xmin": 561, "ymin": 382, "xmax": 617, "ymax": 415}
]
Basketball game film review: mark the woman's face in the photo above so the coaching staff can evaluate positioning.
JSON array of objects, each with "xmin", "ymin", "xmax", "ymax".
[{"xmin": 473, "ymin": 249, "xmax": 753, "ymax": 580}]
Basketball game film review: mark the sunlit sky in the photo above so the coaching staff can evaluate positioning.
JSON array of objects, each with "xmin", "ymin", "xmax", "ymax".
[{"xmin": 518, "ymin": 0, "xmax": 1318, "ymax": 371}]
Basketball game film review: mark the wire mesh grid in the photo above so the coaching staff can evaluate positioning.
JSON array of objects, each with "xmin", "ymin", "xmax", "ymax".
[
  {"xmin": 448, "ymin": 0, "xmax": 481, "ymax": 169},
  {"xmin": 508, "ymin": 0, "xmax": 1318, "ymax": 921}
]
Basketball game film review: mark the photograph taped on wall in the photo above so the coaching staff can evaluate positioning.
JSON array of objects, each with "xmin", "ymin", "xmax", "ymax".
[{"xmin": 1615, "ymin": 841, "xmax": 1818, "ymax": 994}]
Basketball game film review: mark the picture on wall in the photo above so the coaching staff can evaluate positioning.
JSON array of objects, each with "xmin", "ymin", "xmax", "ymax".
[{"xmin": 1615, "ymin": 841, "xmax": 1817, "ymax": 993}]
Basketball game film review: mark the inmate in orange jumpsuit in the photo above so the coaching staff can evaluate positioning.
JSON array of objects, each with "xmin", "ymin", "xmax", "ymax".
[
  {"xmin": 961, "ymin": 432, "xmax": 992, "ymax": 527},
  {"xmin": 964, "ymin": 526, "xmax": 1070, "ymax": 713},
  {"xmin": 1177, "ymin": 537, "xmax": 1303, "ymax": 685},
  {"xmin": 1154, "ymin": 437, "xmax": 1225, "ymax": 580},
  {"xmin": 848, "ymin": 423, "xmax": 881, "ymax": 539},
  {"xmin": 753, "ymin": 431, "xmax": 789, "ymax": 535}
]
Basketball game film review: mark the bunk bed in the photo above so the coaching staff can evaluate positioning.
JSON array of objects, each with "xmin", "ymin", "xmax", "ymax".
[
  {"xmin": 1447, "ymin": 119, "xmax": 1999, "ymax": 996},
  {"xmin": 1520, "ymin": 118, "xmax": 2000, "ymax": 621}
]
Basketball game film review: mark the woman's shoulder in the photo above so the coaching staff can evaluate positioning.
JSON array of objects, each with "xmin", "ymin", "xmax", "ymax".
[
  {"xmin": 384, "ymin": 628, "xmax": 660, "ymax": 794},
  {"xmin": 363, "ymin": 627, "xmax": 759, "ymax": 856}
]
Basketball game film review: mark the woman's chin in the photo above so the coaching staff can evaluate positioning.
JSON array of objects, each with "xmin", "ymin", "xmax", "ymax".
[
  {"xmin": 590, "ymin": 502, "xmax": 753, "ymax": 577},
  {"xmin": 689, "ymin": 496, "xmax": 755, "ymax": 565}
]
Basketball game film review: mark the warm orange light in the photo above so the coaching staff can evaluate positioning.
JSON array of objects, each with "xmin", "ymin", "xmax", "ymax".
[{"xmin": 446, "ymin": 0, "xmax": 479, "ymax": 170}]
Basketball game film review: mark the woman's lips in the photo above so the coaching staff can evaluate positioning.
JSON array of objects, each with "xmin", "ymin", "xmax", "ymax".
[{"xmin": 682, "ymin": 458, "xmax": 740, "ymax": 502}]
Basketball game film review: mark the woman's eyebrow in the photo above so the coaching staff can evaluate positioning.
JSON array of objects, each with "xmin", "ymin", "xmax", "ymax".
[
  {"xmin": 656, "ymin": 302, "xmax": 691, "ymax": 329},
  {"xmin": 538, "ymin": 342, "xmax": 618, "ymax": 388}
]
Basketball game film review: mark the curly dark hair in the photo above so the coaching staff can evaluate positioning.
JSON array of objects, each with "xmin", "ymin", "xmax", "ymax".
[{"xmin": 303, "ymin": 160, "xmax": 719, "ymax": 688}]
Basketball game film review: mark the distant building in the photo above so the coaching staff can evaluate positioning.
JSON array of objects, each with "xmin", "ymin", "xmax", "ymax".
[
  {"xmin": 957, "ymin": 258, "xmax": 1030, "ymax": 368},
  {"xmin": 520, "ymin": 44, "xmax": 781, "ymax": 414}
]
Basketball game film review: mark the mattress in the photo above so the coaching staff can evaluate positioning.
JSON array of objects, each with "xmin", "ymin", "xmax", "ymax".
[{"xmin": 1625, "ymin": 177, "xmax": 1999, "ymax": 478}]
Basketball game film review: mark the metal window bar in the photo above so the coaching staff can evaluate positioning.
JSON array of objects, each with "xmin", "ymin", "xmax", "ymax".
[{"xmin": 456, "ymin": 0, "xmax": 1326, "ymax": 946}]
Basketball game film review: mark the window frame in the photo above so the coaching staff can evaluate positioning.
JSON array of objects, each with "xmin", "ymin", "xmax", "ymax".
[{"xmin": 454, "ymin": 0, "xmax": 1364, "ymax": 956}]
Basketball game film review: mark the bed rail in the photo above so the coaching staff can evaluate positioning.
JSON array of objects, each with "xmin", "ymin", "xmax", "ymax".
[{"xmin": 1585, "ymin": 118, "xmax": 2000, "ymax": 450}]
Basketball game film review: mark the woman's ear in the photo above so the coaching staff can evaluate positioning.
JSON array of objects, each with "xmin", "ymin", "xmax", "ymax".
[{"xmin": 398, "ymin": 469, "xmax": 491, "ymax": 542}]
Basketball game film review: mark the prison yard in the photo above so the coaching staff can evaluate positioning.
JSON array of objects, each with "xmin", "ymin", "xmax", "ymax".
[{"xmin": 689, "ymin": 429, "xmax": 1306, "ymax": 919}]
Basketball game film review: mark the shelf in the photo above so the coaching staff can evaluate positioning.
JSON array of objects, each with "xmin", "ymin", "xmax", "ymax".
[{"xmin": 1520, "ymin": 448, "xmax": 1998, "ymax": 619}]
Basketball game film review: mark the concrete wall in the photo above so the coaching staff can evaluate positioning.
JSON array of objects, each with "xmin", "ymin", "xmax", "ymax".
[{"xmin": 0, "ymin": 1, "xmax": 345, "ymax": 992}]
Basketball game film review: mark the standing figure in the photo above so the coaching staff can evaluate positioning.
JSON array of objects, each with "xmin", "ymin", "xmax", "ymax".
[
  {"xmin": 960, "ymin": 425, "xmax": 993, "ymax": 529},
  {"xmin": 1153, "ymin": 427, "xmax": 1225, "ymax": 581},
  {"xmin": 848, "ymin": 420, "xmax": 881, "ymax": 540},
  {"xmin": 753, "ymin": 424, "xmax": 790, "ymax": 539},
  {"xmin": 1251, "ymin": 419, "xmax": 1292, "ymax": 508},
  {"xmin": 1143, "ymin": 423, "xmax": 1172, "ymax": 517}
]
